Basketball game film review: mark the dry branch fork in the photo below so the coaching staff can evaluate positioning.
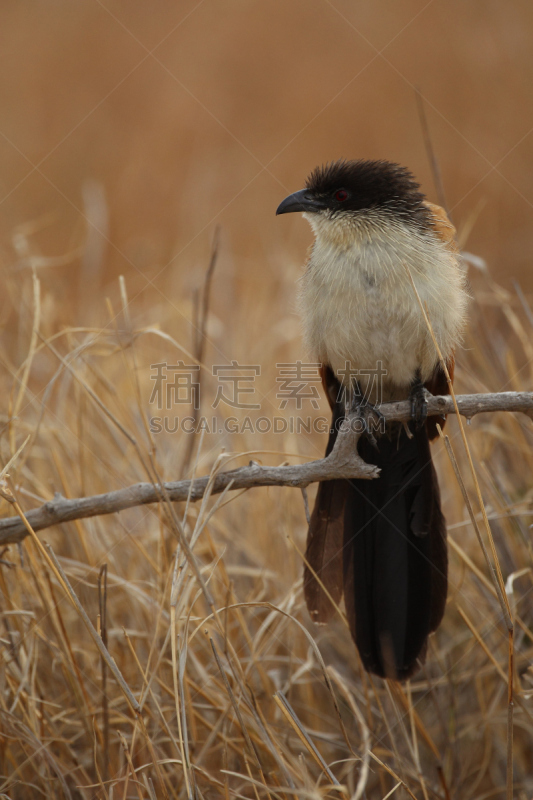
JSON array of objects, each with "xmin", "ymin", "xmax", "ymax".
[{"xmin": 0, "ymin": 391, "xmax": 531, "ymax": 545}]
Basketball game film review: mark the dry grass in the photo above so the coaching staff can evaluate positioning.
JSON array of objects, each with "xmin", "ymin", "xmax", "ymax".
[{"xmin": 1, "ymin": 221, "xmax": 533, "ymax": 800}]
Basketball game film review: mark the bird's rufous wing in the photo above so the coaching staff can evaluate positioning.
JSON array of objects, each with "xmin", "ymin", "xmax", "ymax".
[{"xmin": 303, "ymin": 366, "xmax": 346, "ymax": 623}]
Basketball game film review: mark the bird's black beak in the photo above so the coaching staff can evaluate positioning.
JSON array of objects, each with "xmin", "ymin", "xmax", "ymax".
[{"xmin": 276, "ymin": 188, "xmax": 324, "ymax": 215}]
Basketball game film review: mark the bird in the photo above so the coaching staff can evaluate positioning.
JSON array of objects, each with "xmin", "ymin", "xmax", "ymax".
[{"xmin": 276, "ymin": 159, "xmax": 468, "ymax": 680}]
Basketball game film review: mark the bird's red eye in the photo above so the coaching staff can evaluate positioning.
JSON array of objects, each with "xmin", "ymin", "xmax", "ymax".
[{"xmin": 335, "ymin": 189, "xmax": 348, "ymax": 202}]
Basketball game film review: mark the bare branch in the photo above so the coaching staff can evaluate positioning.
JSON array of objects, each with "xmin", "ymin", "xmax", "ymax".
[{"xmin": 1, "ymin": 391, "xmax": 531, "ymax": 545}]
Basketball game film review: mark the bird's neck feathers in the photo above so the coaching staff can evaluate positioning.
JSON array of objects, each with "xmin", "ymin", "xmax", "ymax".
[{"xmin": 304, "ymin": 209, "xmax": 449, "ymax": 281}]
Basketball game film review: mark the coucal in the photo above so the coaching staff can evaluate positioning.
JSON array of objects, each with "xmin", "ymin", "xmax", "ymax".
[{"xmin": 276, "ymin": 160, "xmax": 467, "ymax": 680}]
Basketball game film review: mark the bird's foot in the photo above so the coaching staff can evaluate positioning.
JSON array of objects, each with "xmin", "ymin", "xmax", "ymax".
[
  {"xmin": 349, "ymin": 391, "xmax": 385, "ymax": 448},
  {"xmin": 410, "ymin": 377, "xmax": 431, "ymax": 428}
]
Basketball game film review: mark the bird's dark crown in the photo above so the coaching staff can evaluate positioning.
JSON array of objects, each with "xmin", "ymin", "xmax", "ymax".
[{"xmin": 305, "ymin": 159, "xmax": 430, "ymax": 227}]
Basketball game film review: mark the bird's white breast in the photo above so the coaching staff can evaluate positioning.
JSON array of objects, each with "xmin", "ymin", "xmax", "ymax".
[{"xmin": 299, "ymin": 216, "xmax": 466, "ymax": 402}]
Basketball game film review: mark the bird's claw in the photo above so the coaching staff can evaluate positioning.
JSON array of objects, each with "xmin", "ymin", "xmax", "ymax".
[
  {"xmin": 349, "ymin": 393, "xmax": 384, "ymax": 448},
  {"xmin": 410, "ymin": 379, "xmax": 430, "ymax": 428}
]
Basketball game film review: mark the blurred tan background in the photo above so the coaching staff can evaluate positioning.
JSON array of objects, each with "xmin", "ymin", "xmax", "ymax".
[{"xmin": 1, "ymin": 0, "xmax": 533, "ymax": 314}]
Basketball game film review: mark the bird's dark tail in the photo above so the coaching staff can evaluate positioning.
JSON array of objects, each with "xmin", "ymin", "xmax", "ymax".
[
  {"xmin": 304, "ymin": 401, "xmax": 447, "ymax": 680},
  {"xmin": 343, "ymin": 425, "xmax": 447, "ymax": 679}
]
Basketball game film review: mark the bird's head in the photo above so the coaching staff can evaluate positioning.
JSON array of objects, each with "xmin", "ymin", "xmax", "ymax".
[{"xmin": 276, "ymin": 159, "xmax": 430, "ymax": 239}]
